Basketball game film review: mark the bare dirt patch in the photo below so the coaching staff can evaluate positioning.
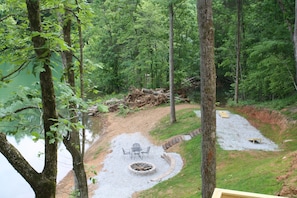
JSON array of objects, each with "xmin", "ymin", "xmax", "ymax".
[
  {"xmin": 234, "ymin": 106, "xmax": 288, "ymax": 133},
  {"xmin": 277, "ymin": 151, "xmax": 297, "ymax": 196}
]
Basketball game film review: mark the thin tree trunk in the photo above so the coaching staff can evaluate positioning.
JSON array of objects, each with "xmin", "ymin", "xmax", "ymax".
[
  {"xmin": 197, "ymin": 0, "xmax": 216, "ymax": 197},
  {"xmin": 74, "ymin": 0, "xmax": 86, "ymax": 157},
  {"xmin": 235, "ymin": 0, "xmax": 241, "ymax": 103},
  {"xmin": 169, "ymin": 2, "xmax": 176, "ymax": 124},
  {"xmin": 294, "ymin": 0, "xmax": 297, "ymax": 87},
  {"xmin": 61, "ymin": 7, "xmax": 88, "ymax": 198}
]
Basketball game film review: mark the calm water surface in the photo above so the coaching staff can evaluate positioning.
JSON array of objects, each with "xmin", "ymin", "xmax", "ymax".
[
  {"xmin": 0, "ymin": 65, "xmax": 101, "ymax": 197},
  {"xmin": 0, "ymin": 129, "xmax": 98, "ymax": 197}
]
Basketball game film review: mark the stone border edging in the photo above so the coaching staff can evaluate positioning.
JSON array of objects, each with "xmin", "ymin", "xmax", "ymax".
[
  {"xmin": 151, "ymin": 153, "xmax": 176, "ymax": 182},
  {"xmin": 162, "ymin": 128, "xmax": 201, "ymax": 150}
]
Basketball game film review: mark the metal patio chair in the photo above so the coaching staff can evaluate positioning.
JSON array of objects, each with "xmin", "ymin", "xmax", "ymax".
[
  {"xmin": 131, "ymin": 143, "xmax": 142, "ymax": 159},
  {"xmin": 141, "ymin": 146, "xmax": 150, "ymax": 157},
  {"xmin": 122, "ymin": 148, "xmax": 131, "ymax": 158}
]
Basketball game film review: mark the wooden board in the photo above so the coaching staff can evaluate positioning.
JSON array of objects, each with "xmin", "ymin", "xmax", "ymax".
[
  {"xmin": 212, "ymin": 188, "xmax": 287, "ymax": 198},
  {"xmin": 219, "ymin": 111, "xmax": 229, "ymax": 118}
]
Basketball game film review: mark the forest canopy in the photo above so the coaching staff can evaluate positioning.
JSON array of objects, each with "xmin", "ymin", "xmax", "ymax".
[
  {"xmin": 0, "ymin": 0, "xmax": 296, "ymax": 103},
  {"xmin": 83, "ymin": 0, "xmax": 296, "ymax": 103}
]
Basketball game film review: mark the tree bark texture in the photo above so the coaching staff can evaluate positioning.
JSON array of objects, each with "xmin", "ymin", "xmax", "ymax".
[
  {"xmin": 197, "ymin": 0, "xmax": 217, "ymax": 198},
  {"xmin": 169, "ymin": 2, "xmax": 176, "ymax": 124},
  {"xmin": 294, "ymin": 0, "xmax": 297, "ymax": 86},
  {"xmin": 75, "ymin": 0, "xmax": 87, "ymax": 159},
  {"xmin": 26, "ymin": 0, "xmax": 58, "ymax": 197},
  {"xmin": 235, "ymin": 0, "xmax": 241, "ymax": 103},
  {"xmin": 0, "ymin": 133, "xmax": 52, "ymax": 197},
  {"xmin": 61, "ymin": 9, "xmax": 89, "ymax": 197}
]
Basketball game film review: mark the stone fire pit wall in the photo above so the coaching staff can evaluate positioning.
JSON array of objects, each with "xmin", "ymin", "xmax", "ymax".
[{"xmin": 128, "ymin": 162, "xmax": 156, "ymax": 176}]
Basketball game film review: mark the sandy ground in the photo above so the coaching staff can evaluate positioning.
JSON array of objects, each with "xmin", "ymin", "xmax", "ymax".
[{"xmin": 56, "ymin": 103, "xmax": 199, "ymax": 197}]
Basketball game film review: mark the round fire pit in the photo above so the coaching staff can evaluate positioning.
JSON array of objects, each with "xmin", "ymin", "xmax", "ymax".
[{"xmin": 128, "ymin": 162, "xmax": 156, "ymax": 175}]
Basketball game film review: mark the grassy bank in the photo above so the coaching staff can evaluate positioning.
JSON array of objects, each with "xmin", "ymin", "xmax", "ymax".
[{"xmin": 136, "ymin": 107, "xmax": 296, "ymax": 197}]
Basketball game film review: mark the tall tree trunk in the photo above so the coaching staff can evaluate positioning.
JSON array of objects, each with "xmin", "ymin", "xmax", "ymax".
[
  {"xmin": 61, "ymin": 8, "xmax": 89, "ymax": 198},
  {"xmin": 197, "ymin": 0, "xmax": 216, "ymax": 198},
  {"xmin": 294, "ymin": 0, "xmax": 297, "ymax": 87},
  {"xmin": 235, "ymin": 0, "xmax": 241, "ymax": 103},
  {"xmin": 74, "ymin": 0, "xmax": 86, "ymax": 157},
  {"xmin": 169, "ymin": 2, "xmax": 176, "ymax": 124},
  {"xmin": 26, "ymin": 0, "xmax": 59, "ymax": 197}
]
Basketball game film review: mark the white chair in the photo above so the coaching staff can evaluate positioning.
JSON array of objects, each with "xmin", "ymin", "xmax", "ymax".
[
  {"xmin": 141, "ymin": 146, "xmax": 150, "ymax": 157},
  {"xmin": 131, "ymin": 143, "xmax": 142, "ymax": 159}
]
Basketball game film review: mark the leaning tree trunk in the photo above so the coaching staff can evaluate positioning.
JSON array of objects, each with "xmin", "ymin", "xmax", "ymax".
[
  {"xmin": 169, "ymin": 2, "xmax": 176, "ymax": 124},
  {"xmin": 197, "ymin": 0, "xmax": 217, "ymax": 198},
  {"xmin": 62, "ymin": 8, "xmax": 88, "ymax": 198}
]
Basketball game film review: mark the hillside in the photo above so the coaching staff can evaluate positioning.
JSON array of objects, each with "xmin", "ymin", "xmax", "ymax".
[{"xmin": 56, "ymin": 104, "xmax": 297, "ymax": 197}]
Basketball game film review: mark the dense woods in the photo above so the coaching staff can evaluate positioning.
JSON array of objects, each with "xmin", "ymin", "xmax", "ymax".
[
  {"xmin": 84, "ymin": 0, "xmax": 296, "ymax": 102},
  {"xmin": 0, "ymin": 0, "xmax": 296, "ymax": 197}
]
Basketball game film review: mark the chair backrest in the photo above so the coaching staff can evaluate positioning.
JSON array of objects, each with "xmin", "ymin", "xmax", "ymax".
[{"xmin": 132, "ymin": 143, "xmax": 141, "ymax": 148}]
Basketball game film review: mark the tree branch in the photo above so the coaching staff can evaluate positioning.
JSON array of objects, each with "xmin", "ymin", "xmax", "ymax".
[
  {"xmin": 0, "ymin": 62, "xmax": 29, "ymax": 82},
  {"xmin": 0, "ymin": 15, "xmax": 12, "ymax": 23},
  {"xmin": 0, "ymin": 133, "xmax": 41, "ymax": 185},
  {"xmin": 14, "ymin": 106, "xmax": 39, "ymax": 114}
]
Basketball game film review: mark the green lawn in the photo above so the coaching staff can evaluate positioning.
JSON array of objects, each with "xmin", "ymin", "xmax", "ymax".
[{"xmin": 136, "ymin": 107, "xmax": 295, "ymax": 198}]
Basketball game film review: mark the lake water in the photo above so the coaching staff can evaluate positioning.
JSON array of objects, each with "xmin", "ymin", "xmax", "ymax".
[
  {"xmin": 0, "ymin": 136, "xmax": 72, "ymax": 198},
  {"xmin": 0, "ymin": 64, "xmax": 99, "ymax": 197},
  {"xmin": 0, "ymin": 129, "xmax": 98, "ymax": 198}
]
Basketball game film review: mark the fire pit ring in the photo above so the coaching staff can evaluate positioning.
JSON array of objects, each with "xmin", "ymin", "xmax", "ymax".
[{"xmin": 128, "ymin": 161, "xmax": 156, "ymax": 175}]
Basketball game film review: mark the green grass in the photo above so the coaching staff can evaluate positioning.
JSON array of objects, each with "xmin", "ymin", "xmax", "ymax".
[
  {"xmin": 137, "ymin": 106, "xmax": 295, "ymax": 197},
  {"xmin": 150, "ymin": 108, "xmax": 201, "ymax": 140}
]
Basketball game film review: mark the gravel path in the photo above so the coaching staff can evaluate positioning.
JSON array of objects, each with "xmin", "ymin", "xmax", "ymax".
[{"xmin": 194, "ymin": 110, "xmax": 279, "ymax": 151}]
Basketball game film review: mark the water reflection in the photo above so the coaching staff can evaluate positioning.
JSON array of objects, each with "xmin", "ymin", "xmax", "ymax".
[{"xmin": 0, "ymin": 117, "xmax": 101, "ymax": 198}]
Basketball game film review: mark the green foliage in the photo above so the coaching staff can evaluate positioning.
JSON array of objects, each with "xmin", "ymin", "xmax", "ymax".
[
  {"xmin": 117, "ymin": 104, "xmax": 134, "ymax": 117},
  {"xmin": 214, "ymin": 0, "xmax": 295, "ymax": 103},
  {"xmin": 241, "ymin": 40, "xmax": 295, "ymax": 100},
  {"xmin": 85, "ymin": 0, "xmax": 199, "ymax": 95},
  {"xmin": 69, "ymin": 189, "xmax": 81, "ymax": 198},
  {"xmin": 0, "ymin": 85, "xmax": 42, "ymax": 138},
  {"xmin": 97, "ymin": 104, "xmax": 109, "ymax": 113},
  {"xmin": 86, "ymin": 165, "xmax": 98, "ymax": 184}
]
